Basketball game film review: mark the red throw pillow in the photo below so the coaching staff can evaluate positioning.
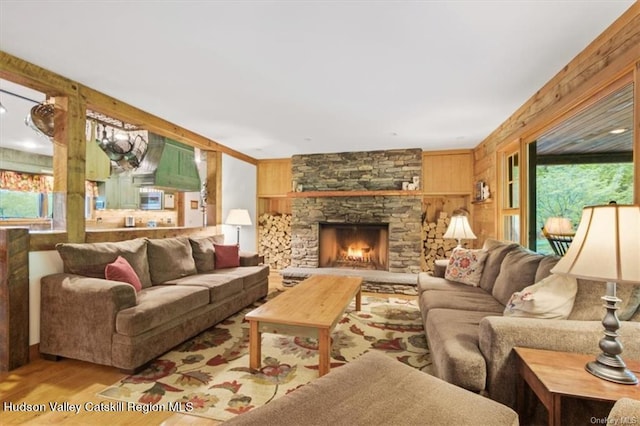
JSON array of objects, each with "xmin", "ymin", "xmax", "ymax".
[
  {"xmin": 105, "ymin": 256, "xmax": 142, "ymax": 292},
  {"xmin": 214, "ymin": 244, "xmax": 240, "ymax": 269}
]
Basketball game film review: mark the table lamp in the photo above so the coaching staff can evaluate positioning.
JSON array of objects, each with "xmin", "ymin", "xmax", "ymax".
[
  {"xmin": 551, "ymin": 204, "xmax": 639, "ymax": 384},
  {"xmin": 443, "ymin": 214, "xmax": 477, "ymax": 248},
  {"xmin": 225, "ymin": 209, "xmax": 252, "ymax": 247}
]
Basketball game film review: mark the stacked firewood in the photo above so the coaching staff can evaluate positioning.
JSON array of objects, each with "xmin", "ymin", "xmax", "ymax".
[
  {"xmin": 258, "ymin": 213, "xmax": 292, "ymax": 270},
  {"xmin": 423, "ymin": 212, "xmax": 457, "ymax": 272}
]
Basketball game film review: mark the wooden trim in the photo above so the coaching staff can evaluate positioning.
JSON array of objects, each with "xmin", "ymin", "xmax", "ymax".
[
  {"xmin": 80, "ymin": 86, "xmax": 257, "ymax": 165},
  {"xmin": 537, "ymin": 152, "xmax": 633, "ymax": 165},
  {"xmin": 635, "ymin": 61, "xmax": 640, "ymax": 204},
  {"xmin": 287, "ymin": 190, "xmax": 421, "ymax": 198},
  {"xmin": 29, "ymin": 344, "xmax": 40, "ymax": 362},
  {"xmin": 520, "ymin": 72, "xmax": 634, "ymax": 150},
  {"xmin": 0, "ymin": 228, "xmax": 30, "ymax": 371},
  {"xmin": 491, "ymin": 8, "xmax": 640, "ymax": 151},
  {"xmin": 0, "ymin": 50, "xmax": 78, "ymax": 96},
  {"xmin": 422, "ymin": 149, "xmax": 474, "ymax": 156}
]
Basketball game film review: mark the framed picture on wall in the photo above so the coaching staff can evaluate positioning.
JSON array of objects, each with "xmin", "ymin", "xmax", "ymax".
[{"xmin": 190, "ymin": 200, "xmax": 199, "ymax": 210}]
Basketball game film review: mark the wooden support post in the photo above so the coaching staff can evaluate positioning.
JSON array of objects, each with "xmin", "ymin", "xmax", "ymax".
[
  {"xmin": 206, "ymin": 151, "xmax": 222, "ymax": 225},
  {"xmin": 52, "ymin": 95, "xmax": 86, "ymax": 242},
  {"xmin": 0, "ymin": 228, "xmax": 30, "ymax": 371}
]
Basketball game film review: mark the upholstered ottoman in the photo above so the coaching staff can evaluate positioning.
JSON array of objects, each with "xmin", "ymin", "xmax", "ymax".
[{"xmin": 225, "ymin": 351, "xmax": 519, "ymax": 425}]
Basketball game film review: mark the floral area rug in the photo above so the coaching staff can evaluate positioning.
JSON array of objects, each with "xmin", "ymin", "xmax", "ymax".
[{"xmin": 98, "ymin": 295, "xmax": 431, "ymax": 421}]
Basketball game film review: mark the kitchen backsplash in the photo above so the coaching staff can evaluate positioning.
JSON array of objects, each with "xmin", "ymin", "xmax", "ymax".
[{"xmin": 86, "ymin": 209, "xmax": 179, "ymax": 229}]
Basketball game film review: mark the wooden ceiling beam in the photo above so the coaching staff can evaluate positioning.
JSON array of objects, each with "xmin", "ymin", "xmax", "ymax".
[
  {"xmin": 0, "ymin": 51, "xmax": 78, "ymax": 97},
  {"xmin": 0, "ymin": 50, "xmax": 257, "ymax": 165},
  {"xmin": 79, "ymin": 85, "xmax": 257, "ymax": 165}
]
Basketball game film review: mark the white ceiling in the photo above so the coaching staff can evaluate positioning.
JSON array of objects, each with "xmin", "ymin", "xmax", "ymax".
[{"xmin": 0, "ymin": 1, "xmax": 634, "ymax": 160}]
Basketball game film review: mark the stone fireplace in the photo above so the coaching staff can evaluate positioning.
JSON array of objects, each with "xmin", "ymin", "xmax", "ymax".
[
  {"xmin": 289, "ymin": 148, "xmax": 423, "ymax": 275},
  {"xmin": 319, "ymin": 223, "xmax": 389, "ymax": 270}
]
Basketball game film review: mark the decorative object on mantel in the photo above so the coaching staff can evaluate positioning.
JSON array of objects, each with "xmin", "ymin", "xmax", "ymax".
[
  {"xmin": 443, "ymin": 211, "xmax": 477, "ymax": 248},
  {"xmin": 226, "ymin": 208, "xmax": 252, "ymax": 247},
  {"xmin": 551, "ymin": 204, "xmax": 639, "ymax": 385},
  {"xmin": 475, "ymin": 181, "xmax": 490, "ymax": 201}
]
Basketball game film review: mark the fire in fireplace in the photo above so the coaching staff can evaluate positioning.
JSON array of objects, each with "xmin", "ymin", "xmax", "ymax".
[{"xmin": 318, "ymin": 223, "xmax": 389, "ymax": 270}]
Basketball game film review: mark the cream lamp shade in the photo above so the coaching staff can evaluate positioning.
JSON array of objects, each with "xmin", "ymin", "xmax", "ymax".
[
  {"xmin": 543, "ymin": 217, "xmax": 574, "ymax": 235},
  {"xmin": 443, "ymin": 215, "xmax": 477, "ymax": 247},
  {"xmin": 225, "ymin": 209, "xmax": 252, "ymax": 246},
  {"xmin": 551, "ymin": 204, "xmax": 640, "ymax": 385}
]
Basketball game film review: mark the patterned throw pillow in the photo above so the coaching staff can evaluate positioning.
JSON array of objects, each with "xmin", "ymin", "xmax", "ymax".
[
  {"xmin": 444, "ymin": 247, "xmax": 489, "ymax": 286},
  {"xmin": 504, "ymin": 274, "xmax": 578, "ymax": 319}
]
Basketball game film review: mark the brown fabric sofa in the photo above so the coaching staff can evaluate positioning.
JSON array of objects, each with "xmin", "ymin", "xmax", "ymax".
[
  {"xmin": 418, "ymin": 239, "xmax": 640, "ymax": 414},
  {"xmin": 40, "ymin": 236, "xmax": 269, "ymax": 372},
  {"xmin": 225, "ymin": 350, "xmax": 519, "ymax": 426}
]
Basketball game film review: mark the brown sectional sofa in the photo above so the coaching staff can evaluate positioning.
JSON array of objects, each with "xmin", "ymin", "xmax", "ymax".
[
  {"xmin": 40, "ymin": 236, "xmax": 269, "ymax": 372},
  {"xmin": 418, "ymin": 239, "xmax": 640, "ymax": 413}
]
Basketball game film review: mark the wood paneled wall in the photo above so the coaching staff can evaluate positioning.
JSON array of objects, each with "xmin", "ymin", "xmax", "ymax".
[{"xmin": 472, "ymin": 4, "xmax": 640, "ymax": 244}]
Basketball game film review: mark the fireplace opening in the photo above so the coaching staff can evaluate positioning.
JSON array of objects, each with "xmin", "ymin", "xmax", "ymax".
[{"xmin": 318, "ymin": 223, "xmax": 389, "ymax": 270}]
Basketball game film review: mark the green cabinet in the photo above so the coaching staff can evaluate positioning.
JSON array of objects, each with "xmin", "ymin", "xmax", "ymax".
[
  {"xmin": 105, "ymin": 174, "xmax": 139, "ymax": 209},
  {"xmin": 154, "ymin": 138, "xmax": 201, "ymax": 191}
]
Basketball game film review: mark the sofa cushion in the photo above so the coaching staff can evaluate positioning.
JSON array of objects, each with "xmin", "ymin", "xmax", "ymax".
[
  {"xmin": 504, "ymin": 273, "xmax": 578, "ymax": 319},
  {"xmin": 224, "ymin": 350, "xmax": 518, "ymax": 426},
  {"xmin": 568, "ymin": 279, "xmax": 640, "ymax": 321},
  {"xmin": 444, "ymin": 247, "xmax": 488, "ymax": 286},
  {"xmin": 213, "ymin": 265, "xmax": 270, "ymax": 290},
  {"xmin": 420, "ymin": 290, "xmax": 505, "ymax": 314},
  {"xmin": 425, "ymin": 308, "xmax": 493, "ymax": 392},
  {"xmin": 492, "ymin": 247, "xmax": 544, "ymax": 306},
  {"xmin": 534, "ymin": 255, "xmax": 561, "ymax": 283},
  {"xmin": 147, "ymin": 237, "xmax": 198, "ymax": 284},
  {"xmin": 56, "ymin": 238, "xmax": 152, "ymax": 288},
  {"xmin": 214, "ymin": 244, "xmax": 240, "ymax": 269},
  {"xmin": 115, "ymin": 285, "xmax": 209, "ymax": 336},
  {"xmin": 478, "ymin": 239, "xmax": 520, "ymax": 293},
  {"xmin": 164, "ymin": 274, "xmax": 244, "ymax": 303},
  {"xmin": 189, "ymin": 234, "xmax": 225, "ymax": 273},
  {"xmin": 418, "ymin": 273, "xmax": 490, "ymax": 295},
  {"xmin": 105, "ymin": 256, "xmax": 142, "ymax": 292}
]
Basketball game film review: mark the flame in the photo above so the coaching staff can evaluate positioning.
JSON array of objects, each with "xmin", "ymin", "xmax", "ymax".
[{"xmin": 347, "ymin": 246, "xmax": 364, "ymax": 259}]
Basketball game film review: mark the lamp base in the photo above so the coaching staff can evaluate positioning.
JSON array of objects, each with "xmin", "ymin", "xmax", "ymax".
[{"xmin": 586, "ymin": 357, "xmax": 638, "ymax": 385}]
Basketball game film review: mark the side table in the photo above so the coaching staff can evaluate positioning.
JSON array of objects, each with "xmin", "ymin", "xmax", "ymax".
[{"xmin": 514, "ymin": 347, "xmax": 640, "ymax": 426}]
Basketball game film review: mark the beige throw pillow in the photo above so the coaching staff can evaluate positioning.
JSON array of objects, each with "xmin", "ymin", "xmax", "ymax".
[
  {"xmin": 504, "ymin": 273, "xmax": 578, "ymax": 319},
  {"xmin": 444, "ymin": 247, "xmax": 489, "ymax": 286}
]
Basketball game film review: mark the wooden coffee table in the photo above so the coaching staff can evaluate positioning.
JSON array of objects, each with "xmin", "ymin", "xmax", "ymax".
[{"xmin": 245, "ymin": 274, "xmax": 362, "ymax": 377}]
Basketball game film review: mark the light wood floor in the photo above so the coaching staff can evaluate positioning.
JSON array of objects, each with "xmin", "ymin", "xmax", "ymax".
[{"xmin": 0, "ymin": 273, "xmax": 416, "ymax": 425}]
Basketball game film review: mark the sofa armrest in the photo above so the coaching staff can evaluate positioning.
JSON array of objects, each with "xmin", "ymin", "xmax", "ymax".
[
  {"xmin": 478, "ymin": 316, "xmax": 640, "ymax": 409},
  {"xmin": 40, "ymin": 273, "xmax": 137, "ymax": 365},
  {"xmin": 239, "ymin": 251, "xmax": 263, "ymax": 267}
]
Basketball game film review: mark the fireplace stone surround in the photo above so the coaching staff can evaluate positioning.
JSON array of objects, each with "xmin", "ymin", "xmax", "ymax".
[{"xmin": 287, "ymin": 149, "xmax": 423, "ymax": 283}]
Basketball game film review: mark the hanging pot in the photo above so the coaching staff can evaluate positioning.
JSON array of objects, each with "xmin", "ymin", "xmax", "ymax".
[{"xmin": 29, "ymin": 103, "xmax": 55, "ymax": 137}]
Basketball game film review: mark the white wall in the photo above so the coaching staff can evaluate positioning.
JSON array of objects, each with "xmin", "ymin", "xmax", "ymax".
[
  {"xmin": 183, "ymin": 191, "xmax": 205, "ymax": 227},
  {"xmin": 28, "ymin": 251, "xmax": 63, "ymax": 345},
  {"xmin": 221, "ymin": 154, "xmax": 257, "ymax": 251}
]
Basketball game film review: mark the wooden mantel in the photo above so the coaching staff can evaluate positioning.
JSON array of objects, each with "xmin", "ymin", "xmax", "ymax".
[{"xmin": 287, "ymin": 190, "xmax": 422, "ymax": 198}]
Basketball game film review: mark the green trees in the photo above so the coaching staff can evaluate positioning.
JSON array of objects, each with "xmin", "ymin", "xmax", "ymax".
[{"xmin": 536, "ymin": 163, "xmax": 633, "ymax": 252}]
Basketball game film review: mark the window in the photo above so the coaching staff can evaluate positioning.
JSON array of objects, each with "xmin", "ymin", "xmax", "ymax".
[
  {"xmin": 532, "ymin": 80, "xmax": 634, "ymax": 253},
  {"xmin": 498, "ymin": 147, "xmax": 521, "ymax": 244}
]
